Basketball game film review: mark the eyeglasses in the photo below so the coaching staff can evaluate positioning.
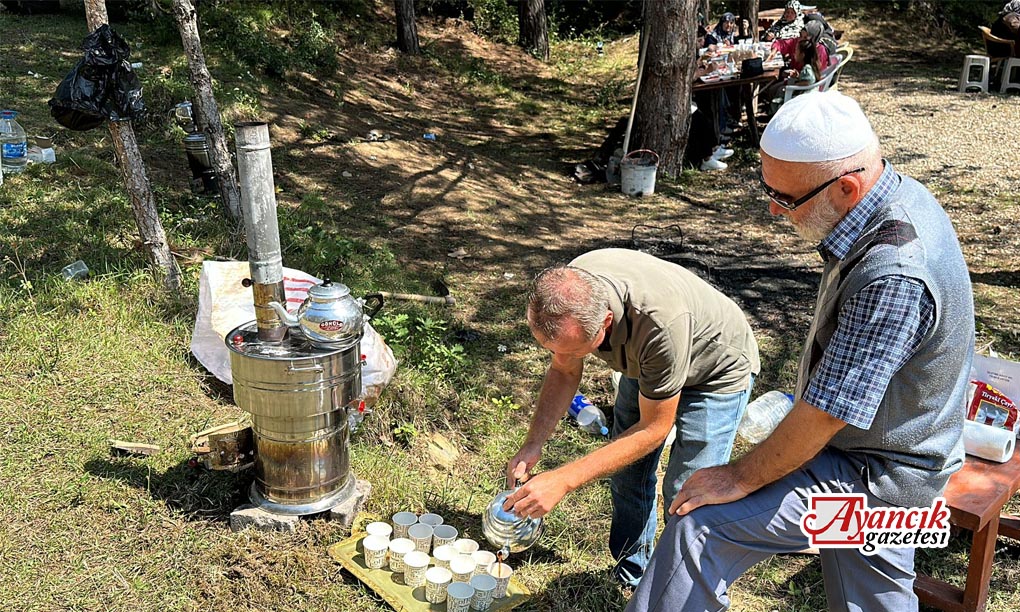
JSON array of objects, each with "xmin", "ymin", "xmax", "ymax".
[{"xmin": 759, "ymin": 167, "xmax": 865, "ymax": 211}]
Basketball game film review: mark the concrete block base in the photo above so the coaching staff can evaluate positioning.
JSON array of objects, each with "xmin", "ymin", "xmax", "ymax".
[
  {"xmin": 329, "ymin": 479, "xmax": 372, "ymax": 528},
  {"xmin": 230, "ymin": 504, "xmax": 301, "ymax": 532}
]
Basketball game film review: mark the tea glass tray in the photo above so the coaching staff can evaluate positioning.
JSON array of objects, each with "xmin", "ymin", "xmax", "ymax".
[{"xmin": 329, "ymin": 532, "xmax": 530, "ymax": 611}]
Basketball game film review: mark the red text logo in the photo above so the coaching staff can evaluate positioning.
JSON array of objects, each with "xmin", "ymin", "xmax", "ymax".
[{"xmin": 800, "ymin": 494, "xmax": 950, "ymax": 555}]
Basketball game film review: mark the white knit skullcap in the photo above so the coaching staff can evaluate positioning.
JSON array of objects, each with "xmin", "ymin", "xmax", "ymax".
[{"xmin": 760, "ymin": 91, "xmax": 876, "ymax": 162}]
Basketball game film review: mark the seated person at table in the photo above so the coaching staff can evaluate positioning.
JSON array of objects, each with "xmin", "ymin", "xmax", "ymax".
[
  {"xmin": 804, "ymin": 12, "xmax": 839, "ymax": 56},
  {"xmin": 766, "ymin": 33, "xmax": 825, "ymax": 116},
  {"xmin": 693, "ymin": 33, "xmax": 734, "ymax": 150},
  {"xmin": 762, "ymin": 21, "xmax": 829, "ymax": 115},
  {"xmin": 686, "ymin": 100, "xmax": 732, "ymax": 172},
  {"xmin": 703, "ymin": 15, "xmax": 742, "ymax": 136},
  {"xmin": 767, "ymin": 20, "xmax": 831, "ymax": 69},
  {"xmin": 687, "ymin": 64, "xmax": 733, "ymax": 172},
  {"xmin": 789, "ymin": 21, "xmax": 831, "ymax": 71},
  {"xmin": 705, "ymin": 12, "xmax": 737, "ymax": 47},
  {"xmin": 992, "ymin": 1, "xmax": 1020, "ymax": 55},
  {"xmin": 763, "ymin": 0, "xmax": 804, "ymax": 42}
]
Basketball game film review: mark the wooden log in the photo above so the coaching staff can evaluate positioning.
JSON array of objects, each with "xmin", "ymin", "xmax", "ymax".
[{"xmin": 109, "ymin": 439, "xmax": 162, "ymax": 457}]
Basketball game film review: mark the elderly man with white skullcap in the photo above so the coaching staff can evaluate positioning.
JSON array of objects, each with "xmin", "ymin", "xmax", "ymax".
[{"xmin": 626, "ymin": 91, "xmax": 975, "ymax": 612}]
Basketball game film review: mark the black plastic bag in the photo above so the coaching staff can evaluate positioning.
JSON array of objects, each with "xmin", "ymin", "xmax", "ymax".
[{"xmin": 48, "ymin": 24, "xmax": 145, "ymax": 131}]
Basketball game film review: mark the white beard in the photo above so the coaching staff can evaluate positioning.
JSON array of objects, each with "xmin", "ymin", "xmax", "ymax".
[{"xmin": 791, "ymin": 192, "xmax": 844, "ymax": 244}]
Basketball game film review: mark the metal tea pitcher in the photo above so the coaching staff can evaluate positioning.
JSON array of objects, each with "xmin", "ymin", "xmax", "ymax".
[
  {"xmin": 482, "ymin": 488, "xmax": 544, "ymax": 559},
  {"xmin": 269, "ymin": 279, "xmax": 383, "ymax": 348}
]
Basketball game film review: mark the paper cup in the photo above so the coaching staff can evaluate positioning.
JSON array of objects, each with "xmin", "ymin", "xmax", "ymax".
[
  {"xmin": 387, "ymin": 537, "xmax": 415, "ymax": 573},
  {"xmin": 391, "ymin": 512, "xmax": 417, "ymax": 539},
  {"xmin": 488, "ymin": 562, "xmax": 513, "ymax": 599},
  {"xmin": 432, "ymin": 524, "xmax": 458, "ymax": 549},
  {"xmin": 402, "ymin": 550, "xmax": 430, "ymax": 587},
  {"xmin": 469, "ymin": 574, "xmax": 497, "ymax": 611},
  {"xmin": 366, "ymin": 521, "xmax": 392, "ymax": 541},
  {"xmin": 453, "ymin": 538, "xmax": 479, "ymax": 555},
  {"xmin": 362, "ymin": 535, "xmax": 389, "ymax": 569},
  {"xmin": 407, "ymin": 522, "xmax": 434, "ymax": 554},
  {"xmin": 425, "ymin": 566, "xmax": 452, "ymax": 604},
  {"xmin": 417, "ymin": 512, "xmax": 444, "ymax": 527},
  {"xmin": 447, "ymin": 582, "xmax": 475, "ymax": 612},
  {"xmin": 433, "ymin": 544, "xmax": 458, "ymax": 569},
  {"xmin": 449, "ymin": 555, "xmax": 476, "ymax": 583},
  {"xmin": 470, "ymin": 550, "xmax": 496, "ymax": 577}
]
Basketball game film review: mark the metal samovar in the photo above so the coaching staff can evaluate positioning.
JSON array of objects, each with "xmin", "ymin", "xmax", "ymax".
[{"xmin": 224, "ymin": 122, "xmax": 365, "ymax": 515}]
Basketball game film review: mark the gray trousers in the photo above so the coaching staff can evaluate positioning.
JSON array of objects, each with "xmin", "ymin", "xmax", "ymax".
[{"xmin": 625, "ymin": 448, "xmax": 919, "ymax": 612}]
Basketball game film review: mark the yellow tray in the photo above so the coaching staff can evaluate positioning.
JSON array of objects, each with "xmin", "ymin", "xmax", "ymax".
[{"xmin": 328, "ymin": 534, "xmax": 530, "ymax": 612}]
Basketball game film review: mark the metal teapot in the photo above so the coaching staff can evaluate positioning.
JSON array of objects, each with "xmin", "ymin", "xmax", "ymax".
[
  {"xmin": 268, "ymin": 279, "xmax": 383, "ymax": 348},
  {"xmin": 481, "ymin": 488, "xmax": 544, "ymax": 559}
]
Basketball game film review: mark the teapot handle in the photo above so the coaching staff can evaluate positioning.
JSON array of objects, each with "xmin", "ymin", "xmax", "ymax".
[{"xmin": 362, "ymin": 293, "xmax": 384, "ymax": 320}]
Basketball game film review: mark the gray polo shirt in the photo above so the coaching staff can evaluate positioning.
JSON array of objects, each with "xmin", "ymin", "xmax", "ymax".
[{"xmin": 572, "ymin": 249, "xmax": 760, "ymax": 398}]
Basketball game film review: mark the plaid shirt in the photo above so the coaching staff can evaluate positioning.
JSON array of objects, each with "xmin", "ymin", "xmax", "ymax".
[{"xmin": 803, "ymin": 162, "xmax": 936, "ymax": 429}]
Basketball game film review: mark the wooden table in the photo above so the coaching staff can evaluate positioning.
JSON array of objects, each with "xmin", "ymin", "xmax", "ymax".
[
  {"xmin": 692, "ymin": 69, "xmax": 780, "ymax": 144},
  {"xmin": 914, "ymin": 448, "xmax": 1020, "ymax": 612}
]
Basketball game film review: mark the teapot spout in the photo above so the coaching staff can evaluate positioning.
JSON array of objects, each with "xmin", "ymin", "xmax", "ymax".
[{"xmin": 267, "ymin": 301, "xmax": 299, "ymax": 327}]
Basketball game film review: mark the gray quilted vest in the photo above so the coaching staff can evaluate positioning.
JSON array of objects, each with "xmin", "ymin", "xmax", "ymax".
[{"xmin": 795, "ymin": 174, "xmax": 974, "ymax": 508}]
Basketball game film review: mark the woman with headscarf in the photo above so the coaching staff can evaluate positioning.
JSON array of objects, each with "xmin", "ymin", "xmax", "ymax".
[
  {"xmin": 991, "ymin": 0, "xmax": 1020, "ymax": 56},
  {"xmin": 804, "ymin": 13, "xmax": 838, "ymax": 56},
  {"xmin": 705, "ymin": 12, "xmax": 737, "ymax": 47},
  {"xmin": 767, "ymin": 17, "xmax": 830, "ymax": 68},
  {"xmin": 764, "ymin": 0, "xmax": 804, "ymax": 42},
  {"xmin": 761, "ymin": 21, "xmax": 830, "ymax": 116}
]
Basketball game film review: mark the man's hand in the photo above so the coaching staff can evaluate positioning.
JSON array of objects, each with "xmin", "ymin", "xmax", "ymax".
[
  {"xmin": 668, "ymin": 464, "xmax": 751, "ymax": 516},
  {"xmin": 501, "ymin": 470, "xmax": 570, "ymax": 519},
  {"xmin": 667, "ymin": 402, "xmax": 847, "ymax": 517},
  {"xmin": 506, "ymin": 443, "xmax": 542, "ymax": 488}
]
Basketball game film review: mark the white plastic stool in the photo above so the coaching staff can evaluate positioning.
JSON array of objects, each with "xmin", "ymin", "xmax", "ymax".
[
  {"xmin": 1001, "ymin": 57, "xmax": 1020, "ymax": 93},
  {"xmin": 959, "ymin": 55, "xmax": 990, "ymax": 93}
]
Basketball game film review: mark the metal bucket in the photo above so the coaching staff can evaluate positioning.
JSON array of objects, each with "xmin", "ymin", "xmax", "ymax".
[
  {"xmin": 620, "ymin": 149, "xmax": 659, "ymax": 196},
  {"xmin": 184, "ymin": 133, "xmax": 218, "ymax": 194},
  {"xmin": 226, "ymin": 321, "xmax": 362, "ymax": 515}
]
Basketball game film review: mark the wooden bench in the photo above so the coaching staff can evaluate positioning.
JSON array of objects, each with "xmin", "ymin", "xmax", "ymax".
[{"xmin": 914, "ymin": 448, "xmax": 1020, "ymax": 612}]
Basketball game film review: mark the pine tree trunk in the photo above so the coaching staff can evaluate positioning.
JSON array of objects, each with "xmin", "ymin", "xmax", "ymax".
[
  {"xmin": 394, "ymin": 0, "xmax": 420, "ymax": 55},
  {"xmin": 170, "ymin": 0, "xmax": 243, "ymax": 222},
  {"xmin": 632, "ymin": 0, "xmax": 698, "ymax": 178},
  {"xmin": 734, "ymin": 0, "xmax": 759, "ymax": 41},
  {"xmin": 518, "ymin": 0, "xmax": 549, "ymax": 61},
  {"xmin": 84, "ymin": 0, "xmax": 181, "ymax": 292}
]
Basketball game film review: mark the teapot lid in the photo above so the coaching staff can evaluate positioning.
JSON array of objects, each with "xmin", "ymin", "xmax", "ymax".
[
  {"xmin": 489, "ymin": 490, "xmax": 523, "ymax": 524},
  {"xmin": 308, "ymin": 278, "xmax": 351, "ymax": 300}
]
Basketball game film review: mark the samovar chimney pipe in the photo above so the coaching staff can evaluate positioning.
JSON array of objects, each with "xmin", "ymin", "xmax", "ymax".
[{"xmin": 234, "ymin": 122, "xmax": 287, "ymax": 342}]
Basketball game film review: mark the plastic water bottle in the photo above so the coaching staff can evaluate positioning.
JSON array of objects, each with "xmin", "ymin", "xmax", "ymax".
[
  {"xmin": 737, "ymin": 391, "xmax": 795, "ymax": 444},
  {"xmin": 1, "ymin": 110, "xmax": 28, "ymax": 174},
  {"xmin": 570, "ymin": 393, "xmax": 609, "ymax": 436}
]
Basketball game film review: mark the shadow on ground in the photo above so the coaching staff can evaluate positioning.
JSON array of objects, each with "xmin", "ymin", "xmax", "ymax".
[{"xmin": 84, "ymin": 456, "xmax": 249, "ymax": 520}]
